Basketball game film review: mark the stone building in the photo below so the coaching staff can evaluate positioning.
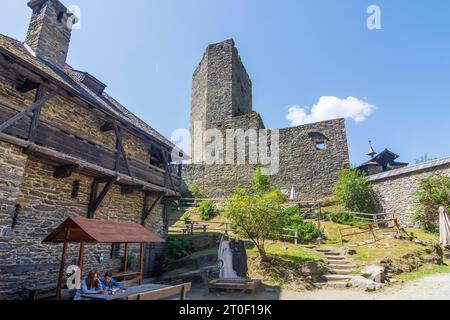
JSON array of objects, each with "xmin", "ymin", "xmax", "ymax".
[
  {"xmin": 0, "ymin": 0, "xmax": 181, "ymax": 299},
  {"xmin": 182, "ymin": 39, "xmax": 350, "ymax": 199},
  {"xmin": 369, "ymin": 156, "xmax": 450, "ymax": 226},
  {"xmin": 358, "ymin": 142, "xmax": 408, "ymax": 176}
]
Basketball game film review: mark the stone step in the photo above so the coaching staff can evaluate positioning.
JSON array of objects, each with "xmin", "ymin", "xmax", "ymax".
[
  {"xmin": 328, "ymin": 263, "xmax": 355, "ymax": 269},
  {"xmin": 328, "ymin": 259, "xmax": 352, "ymax": 265},
  {"xmin": 315, "ymin": 248, "xmax": 334, "ymax": 253},
  {"xmin": 323, "ymin": 274, "xmax": 353, "ymax": 282},
  {"xmin": 318, "ymin": 281, "xmax": 350, "ymax": 289},
  {"xmin": 326, "ymin": 256, "xmax": 346, "ymax": 260},
  {"xmin": 329, "ymin": 269, "xmax": 353, "ymax": 275}
]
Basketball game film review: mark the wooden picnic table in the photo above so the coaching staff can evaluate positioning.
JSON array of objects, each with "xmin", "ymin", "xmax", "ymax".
[{"xmin": 81, "ymin": 283, "xmax": 168, "ymax": 300}]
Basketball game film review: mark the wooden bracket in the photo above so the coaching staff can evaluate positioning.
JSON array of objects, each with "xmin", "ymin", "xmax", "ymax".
[
  {"xmin": 141, "ymin": 192, "xmax": 165, "ymax": 226},
  {"xmin": 17, "ymin": 79, "xmax": 40, "ymax": 93},
  {"xmin": 113, "ymin": 124, "xmax": 132, "ymax": 176},
  {"xmin": 87, "ymin": 177, "xmax": 117, "ymax": 219},
  {"xmin": 100, "ymin": 122, "xmax": 114, "ymax": 132},
  {"xmin": 0, "ymin": 89, "xmax": 59, "ymax": 133},
  {"xmin": 53, "ymin": 164, "xmax": 79, "ymax": 179}
]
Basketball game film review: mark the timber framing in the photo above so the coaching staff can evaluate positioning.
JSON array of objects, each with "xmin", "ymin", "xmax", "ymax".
[
  {"xmin": 0, "ymin": 48, "xmax": 182, "ymax": 196},
  {"xmin": 141, "ymin": 192, "xmax": 166, "ymax": 226},
  {"xmin": 87, "ymin": 177, "xmax": 117, "ymax": 219}
]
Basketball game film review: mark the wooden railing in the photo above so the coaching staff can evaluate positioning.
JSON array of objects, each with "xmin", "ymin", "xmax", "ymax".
[
  {"xmin": 0, "ymin": 103, "xmax": 180, "ymax": 191},
  {"xmin": 338, "ymin": 215, "xmax": 402, "ymax": 246}
]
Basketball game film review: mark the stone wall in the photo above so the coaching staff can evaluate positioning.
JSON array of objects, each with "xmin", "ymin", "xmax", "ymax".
[
  {"xmin": 184, "ymin": 39, "xmax": 350, "ymax": 200},
  {"xmin": 182, "ymin": 119, "xmax": 349, "ymax": 200},
  {"xmin": 0, "ymin": 155, "xmax": 165, "ymax": 299},
  {"xmin": 369, "ymin": 157, "xmax": 450, "ymax": 226}
]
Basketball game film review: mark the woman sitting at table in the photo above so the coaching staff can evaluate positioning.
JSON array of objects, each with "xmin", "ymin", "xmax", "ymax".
[
  {"xmin": 74, "ymin": 270, "xmax": 105, "ymax": 300},
  {"xmin": 101, "ymin": 271, "xmax": 124, "ymax": 291}
]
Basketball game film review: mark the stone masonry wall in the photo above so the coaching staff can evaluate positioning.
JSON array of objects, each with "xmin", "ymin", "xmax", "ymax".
[
  {"xmin": 0, "ymin": 156, "xmax": 165, "ymax": 299},
  {"xmin": 183, "ymin": 119, "xmax": 349, "ymax": 200},
  {"xmin": 369, "ymin": 157, "xmax": 450, "ymax": 226}
]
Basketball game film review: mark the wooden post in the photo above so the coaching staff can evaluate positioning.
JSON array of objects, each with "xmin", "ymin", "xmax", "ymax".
[
  {"xmin": 294, "ymin": 230, "xmax": 298, "ymax": 245},
  {"xmin": 225, "ymin": 223, "xmax": 229, "ymax": 235},
  {"xmin": 123, "ymin": 243, "xmax": 129, "ymax": 273},
  {"xmin": 78, "ymin": 241, "xmax": 84, "ymax": 277},
  {"xmin": 139, "ymin": 243, "xmax": 145, "ymax": 285},
  {"xmin": 369, "ymin": 224, "xmax": 377, "ymax": 242},
  {"xmin": 56, "ymin": 228, "xmax": 70, "ymax": 300}
]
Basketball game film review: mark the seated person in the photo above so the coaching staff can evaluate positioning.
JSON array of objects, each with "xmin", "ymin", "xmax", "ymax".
[
  {"xmin": 74, "ymin": 270, "xmax": 105, "ymax": 300},
  {"xmin": 101, "ymin": 271, "xmax": 124, "ymax": 291}
]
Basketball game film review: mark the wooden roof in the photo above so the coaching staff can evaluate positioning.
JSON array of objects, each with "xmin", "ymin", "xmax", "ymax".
[{"xmin": 42, "ymin": 217, "xmax": 165, "ymax": 244}]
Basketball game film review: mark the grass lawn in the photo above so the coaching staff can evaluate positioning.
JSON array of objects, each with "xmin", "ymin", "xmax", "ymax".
[
  {"xmin": 318, "ymin": 220, "xmax": 441, "ymax": 264},
  {"xmin": 246, "ymin": 241, "xmax": 324, "ymax": 287}
]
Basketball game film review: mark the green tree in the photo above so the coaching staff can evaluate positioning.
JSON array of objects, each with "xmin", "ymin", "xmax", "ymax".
[
  {"xmin": 415, "ymin": 153, "xmax": 436, "ymax": 165},
  {"xmin": 333, "ymin": 169, "xmax": 374, "ymax": 212},
  {"xmin": 414, "ymin": 175, "xmax": 450, "ymax": 231},
  {"xmin": 224, "ymin": 188, "xmax": 285, "ymax": 260},
  {"xmin": 250, "ymin": 166, "xmax": 270, "ymax": 193}
]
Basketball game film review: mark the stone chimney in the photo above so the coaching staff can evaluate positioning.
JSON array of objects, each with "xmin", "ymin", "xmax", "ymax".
[{"xmin": 25, "ymin": 0, "xmax": 78, "ymax": 69}]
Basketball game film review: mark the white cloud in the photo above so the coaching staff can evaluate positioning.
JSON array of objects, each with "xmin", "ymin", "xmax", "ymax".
[{"xmin": 286, "ymin": 96, "xmax": 376, "ymax": 126}]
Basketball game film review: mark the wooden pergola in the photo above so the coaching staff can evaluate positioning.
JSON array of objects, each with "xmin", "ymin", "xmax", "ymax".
[{"xmin": 42, "ymin": 217, "xmax": 165, "ymax": 300}]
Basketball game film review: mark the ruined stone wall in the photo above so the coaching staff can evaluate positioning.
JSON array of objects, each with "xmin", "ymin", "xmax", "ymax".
[
  {"xmin": 0, "ymin": 156, "xmax": 165, "ymax": 299},
  {"xmin": 369, "ymin": 157, "xmax": 450, "ymax": 226},
  {"xmin": 182, "ymin": 119, "xmax": 349, "ymax": 200}
]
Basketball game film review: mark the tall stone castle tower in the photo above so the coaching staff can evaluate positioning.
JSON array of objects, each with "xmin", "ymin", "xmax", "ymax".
[
  {"xmin": 190, "ymin": 39, "xmax": 264, "ymax": 160},
  {"xmin": 183, "ymin": 39, "xmax": 350, "ymax": 200}
]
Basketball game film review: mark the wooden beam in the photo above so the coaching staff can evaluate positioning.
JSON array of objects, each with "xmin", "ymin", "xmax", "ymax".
[
  {"xmin": 100, "ymin": 122, "xmax": 114, "ymax": 132},
  {"xmin": 78, "ymin": 241, "xmax": 84, "ymax": 277},
  {"xmin": 0, "ymin": 132, "xmax": 178, "ymax": 196},
  {"xmin": 28, "ymin": 85, "xmax": 44, "ymax": 143},
  {"xmin": 53, "ymin": 164, "xmax": 79, "ymax": 179},
  {"xmin": 114, "ymin": 124, "xmax": 132, "ymax": 176},
  {"xmin": 56, "ymin": 228, "xmax": 69, "ymax": 300},
  {"xmin": 162, "ymin": 151, "xmax": 175, "ymax": 190},
  {"xmin": 87, "ymin": 177, "xmax": 116, "ymax": 218},
  {"xmin": 139, "ymin": 242, "xmax": 144, "ymax": 285},
  {"xmin": 141, "ymin": 192, "xmax": 165, "ymax": 226},
  {"xmin": 0, "ymin": 90, "xmax": 59, "ymax": 133}
]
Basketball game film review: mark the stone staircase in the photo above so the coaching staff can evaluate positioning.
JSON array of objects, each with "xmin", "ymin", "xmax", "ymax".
[{"xmin": 314, "ymin": 247, "xmax": 356, "ymax": 288}]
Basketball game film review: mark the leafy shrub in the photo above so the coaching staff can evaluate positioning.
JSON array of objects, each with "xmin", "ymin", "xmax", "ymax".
[
  {"xmin": 414, "ymin": 175, "xmax": 450, "ymax": 231},
  {"xmin": 320, "ymin": 196, "xmax": 336, "ymax": 207},
  {"xmin": 166, "ymin": 237, "xmax": 192, "ymax": 259},
  {"xmin": 180, "ymin": 212, "xmax": 192, "ymax": 224},
  {"xmin": 263, "ymin": 189, "xmax": 288, "ymax": 204},
  {"xmin": 188, "ymin": 184, "xmax": 208, "ymax": 199},
  {"xmin": 122, "ymin": 253, "xmax": 137, "ymax": 270},
  {"xmin": 250, "ymin": 166, "xmax": 270, "ymax": 193},
  {"xmin": 198, "ymin": 200, "xmax": 217, "ymax": 220},
  {"xmin": 333, "ymin": 169, "xmax": 374, "ymax": 212},
  {"xmin": 282, "ymin": 207, "xmax": 323, "ymax": 243},
  {"xmin": 328, "ymin": 212, "xmax": 365, "ymax": 226},
  {"xmin": 225, "ymin": 187, "xmax": 285, "ymax": 260}
]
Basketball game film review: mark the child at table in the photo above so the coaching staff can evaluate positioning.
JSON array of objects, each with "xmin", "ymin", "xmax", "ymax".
[
  {"xmin": 101, "ymin": 271, "xmax": 124, "ymax": 291},
  {"xmin": 74, "ymin": 270, "xmax": 105, "ymax": 300}
]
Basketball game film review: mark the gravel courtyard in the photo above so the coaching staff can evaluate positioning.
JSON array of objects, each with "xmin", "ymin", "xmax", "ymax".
[{"xmin": 187, "ymin": 273, "xmax": 450, "ymax": 300}]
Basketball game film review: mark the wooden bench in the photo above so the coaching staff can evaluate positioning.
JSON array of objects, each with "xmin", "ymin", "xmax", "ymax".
[
  {"xmin": 113, "ymin": 271, "xmax": 141, "ymax": 281},
  {"xmin": 138, "ymin": 283, "xmax": 192, "ymax": 300},
  {"xmin": 25, "ymin": 284, "xmax": 76, "ymax": 300},
  {"xmin": 208, "ymin": 279, "xmax": 262, "ymax": 294}
]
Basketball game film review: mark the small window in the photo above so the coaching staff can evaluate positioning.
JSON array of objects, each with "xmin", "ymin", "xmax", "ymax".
[
  {"xmin": 57, "ymin": 11, "xmax": 65, "ymax": 23},
  {"xmin": 315, "ymin": 141, "xmax": 326, "ymax": 151},
  {"xmin": 110, "ymin": 243, "xmax": 121, "ymax": 259}
]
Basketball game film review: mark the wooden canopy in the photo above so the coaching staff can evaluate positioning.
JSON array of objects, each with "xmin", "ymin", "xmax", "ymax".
[
  {"xmin": 43, "ymin": 217, "xmax": 165, "ymax": 244},
  {"xmin": 43, "ymin": 217, "xmax": 165, "ymax": 299}
]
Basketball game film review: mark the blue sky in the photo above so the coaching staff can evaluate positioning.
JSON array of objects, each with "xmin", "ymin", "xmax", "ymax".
[{"xmin": 1, "ymin": 0, "xmax": 449, "ymax": 166}]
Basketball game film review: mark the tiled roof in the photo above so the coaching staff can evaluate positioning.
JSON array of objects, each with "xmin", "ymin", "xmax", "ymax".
[
  {"xmin": 0, "ymin": 33, "xmax": 175, "ymax": 149},
  {"xmin": 368, "ymin": 156, "xmax": 450, "ymax": 181}
]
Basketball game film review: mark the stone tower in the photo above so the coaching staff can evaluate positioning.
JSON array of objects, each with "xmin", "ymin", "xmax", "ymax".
[
  {"xmin": 190, "ymin": 39, "xmax": 265, "ymax": 161},
  {"xmin": 25, "ymin": 0, "xmax": 78, "ymax": 69}
]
